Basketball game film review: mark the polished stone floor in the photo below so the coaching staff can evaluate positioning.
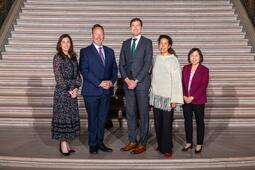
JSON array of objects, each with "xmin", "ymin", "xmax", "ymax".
[{"xmin": 0, "ymin": 125, "xmax": 255, "ymax": 169}]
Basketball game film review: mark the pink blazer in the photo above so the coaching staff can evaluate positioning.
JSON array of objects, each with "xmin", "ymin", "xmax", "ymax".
[{"xmin": 182, "ymin": 64, "xmax": 209, "ymax": 104}]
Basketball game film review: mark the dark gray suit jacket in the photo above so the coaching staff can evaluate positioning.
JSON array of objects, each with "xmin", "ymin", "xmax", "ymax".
[{"xmin": 119, "ymin": 35, "xmax": 153, "ymax": 90}]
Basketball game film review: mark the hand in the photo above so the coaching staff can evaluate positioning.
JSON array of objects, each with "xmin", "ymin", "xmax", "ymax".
[
  {"xmin": 129, "ymin": 80, "xmax": 138, "ymax": 89},
  {"xmin": 171, "ymin": 103, "xmax": 177, "ymax": 109},
  {"xmin": 184, "ymin": 96, "xmax": 194, "ymax": 104},
  {"xmin": 125, "ymin": 78, "xmax": 133, "ymax": 89},
  {"xmin": 69, "ymin": 88, "xmax": 78, "ymax": 98},
  {"xmin": 183, "ymin": 96, "xmax": 189, "ymax": 103},
  {"xmin": 99, "ymin": 80, "xmax": 113, "ymax": 90},
  {"xmin": 125, "ymin": 79, "xmax": 138, "ymax": 90}
]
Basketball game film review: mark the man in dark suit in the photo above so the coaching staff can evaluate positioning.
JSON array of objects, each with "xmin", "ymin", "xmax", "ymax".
[
  {"xmin": 119, "ymin": 18, "xmax": 153, "ymax": 154},
  {"xmin": 79, "ymin": 24, "xmax": 118, "ymax": 154}
]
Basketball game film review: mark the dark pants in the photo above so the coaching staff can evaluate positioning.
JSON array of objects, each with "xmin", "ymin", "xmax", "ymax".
[
  {"xmin": 153, "ymin": 107, "xmax": 174, "ymax": 154},
  {"xmin": 84, "ymin": 95, "xmax": 110, "ymax": 147},
  {"xmin": 183, "ymin": 103, "xmax": 205, "ymax": 145},
  {"xmin": 124, "ymin": 88, "xmax": 149, "ymax": 146}
]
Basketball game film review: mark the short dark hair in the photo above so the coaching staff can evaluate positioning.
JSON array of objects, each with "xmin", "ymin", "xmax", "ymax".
[
  {"xmin": 188, "ymin": 48, "xmax": 204, "ymax": 63},
  {"xmin": 130, "ymin": 18, "xmax": 143, "ymax": 27},
  {"xmin": 92, "ymin": 24, "xmax": 104, "ymax": 33}
]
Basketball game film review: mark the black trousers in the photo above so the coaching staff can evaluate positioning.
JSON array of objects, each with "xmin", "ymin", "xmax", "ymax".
[
  {"xmin": 153, "ymin": 107, "xmax": 174, "ymax": 154},
  {"xmin": 183, "ymin": 103, "xmax": 205, "ymax": 145}
]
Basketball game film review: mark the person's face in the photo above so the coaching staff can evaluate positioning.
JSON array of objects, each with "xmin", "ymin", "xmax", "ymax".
[
  {"xmin": 190, "ymin": 50, "xmax": 201, "ymax": 66},
  {"xmin": 92, "ymin": 27, "xmax": 104, "ymax": 46},
  {"xmin": 159, "ymin": 38, "xmax": 170, "ymax": 55},
  {"xmin": 130, "ymin": 20, "xmax": 142, "ymax": 36},
  {"xmin": 61, "ymin": 37, "xmax": 71, "ymax": 54}
]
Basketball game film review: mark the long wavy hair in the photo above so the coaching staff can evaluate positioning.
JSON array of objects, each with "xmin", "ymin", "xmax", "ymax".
[
  {"xmin": 56, "ymin": 34, "xmax": 77, "ymax": 61},
  {"xmin": 157, "ymin": 34, "xmax": 176, "ymax": 56}
]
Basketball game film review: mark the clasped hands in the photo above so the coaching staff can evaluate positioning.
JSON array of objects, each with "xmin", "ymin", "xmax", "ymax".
[
  {"xmin": 69, "ymin": 88, "xmax": 78, "ymax": 98},
  {"xmin": 125, "ymin": 78, "xmax": 138, "ymax": 90},
  {"xmin": 184, "ymin": 96, "xmax": 194, "ymax": 104},
  {"xmin": 99, "ymin": 80, "xmax": 113, "ymax": 90}
]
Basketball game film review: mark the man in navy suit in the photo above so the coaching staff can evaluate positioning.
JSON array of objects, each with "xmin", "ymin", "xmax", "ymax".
[
  {"xmin": 79, "ymin": 24, "xmax": 118, "ymax": 154},
  {"xmin": 119, "ymin": 18, "xmax": 153, "ymax": 154}
]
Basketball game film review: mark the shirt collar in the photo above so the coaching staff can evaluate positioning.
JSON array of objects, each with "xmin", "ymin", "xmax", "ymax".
[
  {"xmin": 93, "ymin": 43, "xmax": 103, "ymax": 50},
  {"xmin": 132, "ymin": 34, "xmax": 141, "ymax": 41}
]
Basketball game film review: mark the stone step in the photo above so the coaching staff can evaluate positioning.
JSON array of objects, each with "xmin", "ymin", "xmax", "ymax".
[
  {"xmin": 0, "ymin": 62, "xmax": 255, "ymax": 71},
  {"xmin": 14, "ymin": 23, "xmax": 242, "ymax": 29},
  {"xmin": 18, "ymin": 16, "xmax": 239, "ymax": 23},
  {"xmin": 21, "ymin": 10, "xmax": 236, "ymax": 16},
  {"xmin": 1, "ymin": 86, "xmax": 254, "ymax": 97},
  {"xmin": 1, "ymin": 59, "xmax": 254, "ymax": 65},
  {"xmin": 7, "ymin": 39, "xmax": 248, "ymax": 46},
  {"xmin": 24, "ymin": 1, "xmax": 231, "ymax": 6},
  {"xmin": 17, "ymin": 17, "xmax": 240, "ymax": 23},
  {"xmin": 4, "ymin": 43, "xmax": 251, "ymax": 49},
  {"xmin": 0, "ymin": 106, "xmax": 254, "ymax": 119},
  {"xmin": 18, "ymin": 11, "xmax": 238, "ymax": 17},
  {"xmin": 1, "ymin": 62, "xmax": 255, "ymax": 69},
  {"xmin": 0, "ymin": 96, "xmax": 254, "ymax": 106},
  {"xmin": 2, "ymin": 52, "xmax": 254, "ymax": 58},
  {"xmin": 8, "ymin": 35, "xmax": 247, "ymax": 42},
  {"xmin": 21, "ymin": 5, "xmax": 234, "ymax": 10},
  {"xmin": 1, "ymin": 78, "xmax": 254, "ymax": 87},
  {"xmin": 1, "ymin": 70, "xmax": 255, "ymax": 77},
  {"xmin": 25, "ymin": 0, "xmax": 231, "ymax": 5},
  {"xmin": 4, "ymin": 48, "xmax": 252, "ymax": 55},
  {"xmin": 10, "ymin": 30, "xmax": 246, "ymax": 36},
  {"xmin": 13, "ymin": 26, "xmax": 243, "ymax": 32},
  {"xmin": 16, "ymin": 17, "xmax": 240, "ymax": 22}
]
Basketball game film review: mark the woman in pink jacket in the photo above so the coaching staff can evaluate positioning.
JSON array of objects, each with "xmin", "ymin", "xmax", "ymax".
[{"xmin": 182, "ymin": 48, "xmax": 209, "ymax": 153}]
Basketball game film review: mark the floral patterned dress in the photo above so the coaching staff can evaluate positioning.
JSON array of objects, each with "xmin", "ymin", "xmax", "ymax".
[{"xmin": 51, "ymin": 54, "xmax": 82, "ymax": 141}]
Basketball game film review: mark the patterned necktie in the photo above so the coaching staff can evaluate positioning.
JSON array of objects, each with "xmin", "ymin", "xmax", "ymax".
[
  {"xmin": 131, "ymin": 38, "xmax": 137, "ymax": 57},
  {"xmin": 99, "ymin": 47, "xmax": 105, "ymax": 66}
]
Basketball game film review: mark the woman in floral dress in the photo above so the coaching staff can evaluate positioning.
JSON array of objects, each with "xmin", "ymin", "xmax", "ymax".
[{"xmin": 52, "ymin": 34, "xmax": 81, "ymax": 156}]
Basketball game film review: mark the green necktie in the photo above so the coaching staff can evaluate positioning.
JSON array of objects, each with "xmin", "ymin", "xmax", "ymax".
[{"xmin": 131, "ymin": 38, "xmax": 137, "ymax": 57}]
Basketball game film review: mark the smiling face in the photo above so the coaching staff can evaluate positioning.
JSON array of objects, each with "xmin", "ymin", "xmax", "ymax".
[
  {"xmin": 190, "ymin": 50, "xmax": 201, "ymax": 66},
  {"xmin": 159, "ymin": 38, "xmax": 170, "ymax": 55},
  {"xmin": 92, "ymin": 27, "xmax": 104, "ymax": 46},
  {"xmin": 130, "ymin": 20, "xmax": 142, "ymax": 37},
  {"xmin": 60, "ymin": 37, "xmax": 71, "ymax": 55}
]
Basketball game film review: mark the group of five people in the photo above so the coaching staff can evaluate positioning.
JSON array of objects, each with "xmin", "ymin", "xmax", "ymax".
[{"xmin": 51, "ymin": 17, "xmax": 209, "ymax": 158}]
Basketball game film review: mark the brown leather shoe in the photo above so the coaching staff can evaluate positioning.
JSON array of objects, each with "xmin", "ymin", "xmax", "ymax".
[
  {"xmin": 120, "ymin": 143, "xmax": 137, "ymax": 151},
  {"xmin": 131, "ymin": 145, "xmax": 146, "ymax": 154}
]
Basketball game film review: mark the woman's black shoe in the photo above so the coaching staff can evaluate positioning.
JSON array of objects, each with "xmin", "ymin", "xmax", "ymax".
[
  {"xmin": 69, "ymin": 149, "xmax": 75, "ymax": 153},
  {"xmin": 195, "ymin": 146, "xmax": 203, "ymax": 153},
  {"xmin": 59, "ymin": 142, "xmax": 70, "ymax": 156},
  {"xmin": 182, "ymin": 144, "xmax": 193, "ymax": 151}
]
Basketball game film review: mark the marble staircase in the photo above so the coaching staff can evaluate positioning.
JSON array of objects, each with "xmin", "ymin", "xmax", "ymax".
[{"xmin": 0, "ymin": 0, "xmax": 255, "ymax": 127}]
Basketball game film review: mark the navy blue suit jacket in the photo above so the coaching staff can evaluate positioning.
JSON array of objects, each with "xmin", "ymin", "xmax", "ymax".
[{"xmin": 79, "ymin": 43, "xmax": 118, "ymax": 96}]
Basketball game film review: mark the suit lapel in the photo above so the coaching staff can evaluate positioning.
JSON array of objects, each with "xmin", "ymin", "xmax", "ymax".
[
  {"xmin": 136, "ymin": 36, "xmax": 143, "ymax": 51},
  {"xmin": 133, "ymin": 36, "xmax": 143, "ymax": 57},
  {"xmin": 190, "ymin": 64, "xmax": 201, "ymax": 92},
  {"xmin": 126, "ymin": 38, "xmax": 132, "ymax": 57}
]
